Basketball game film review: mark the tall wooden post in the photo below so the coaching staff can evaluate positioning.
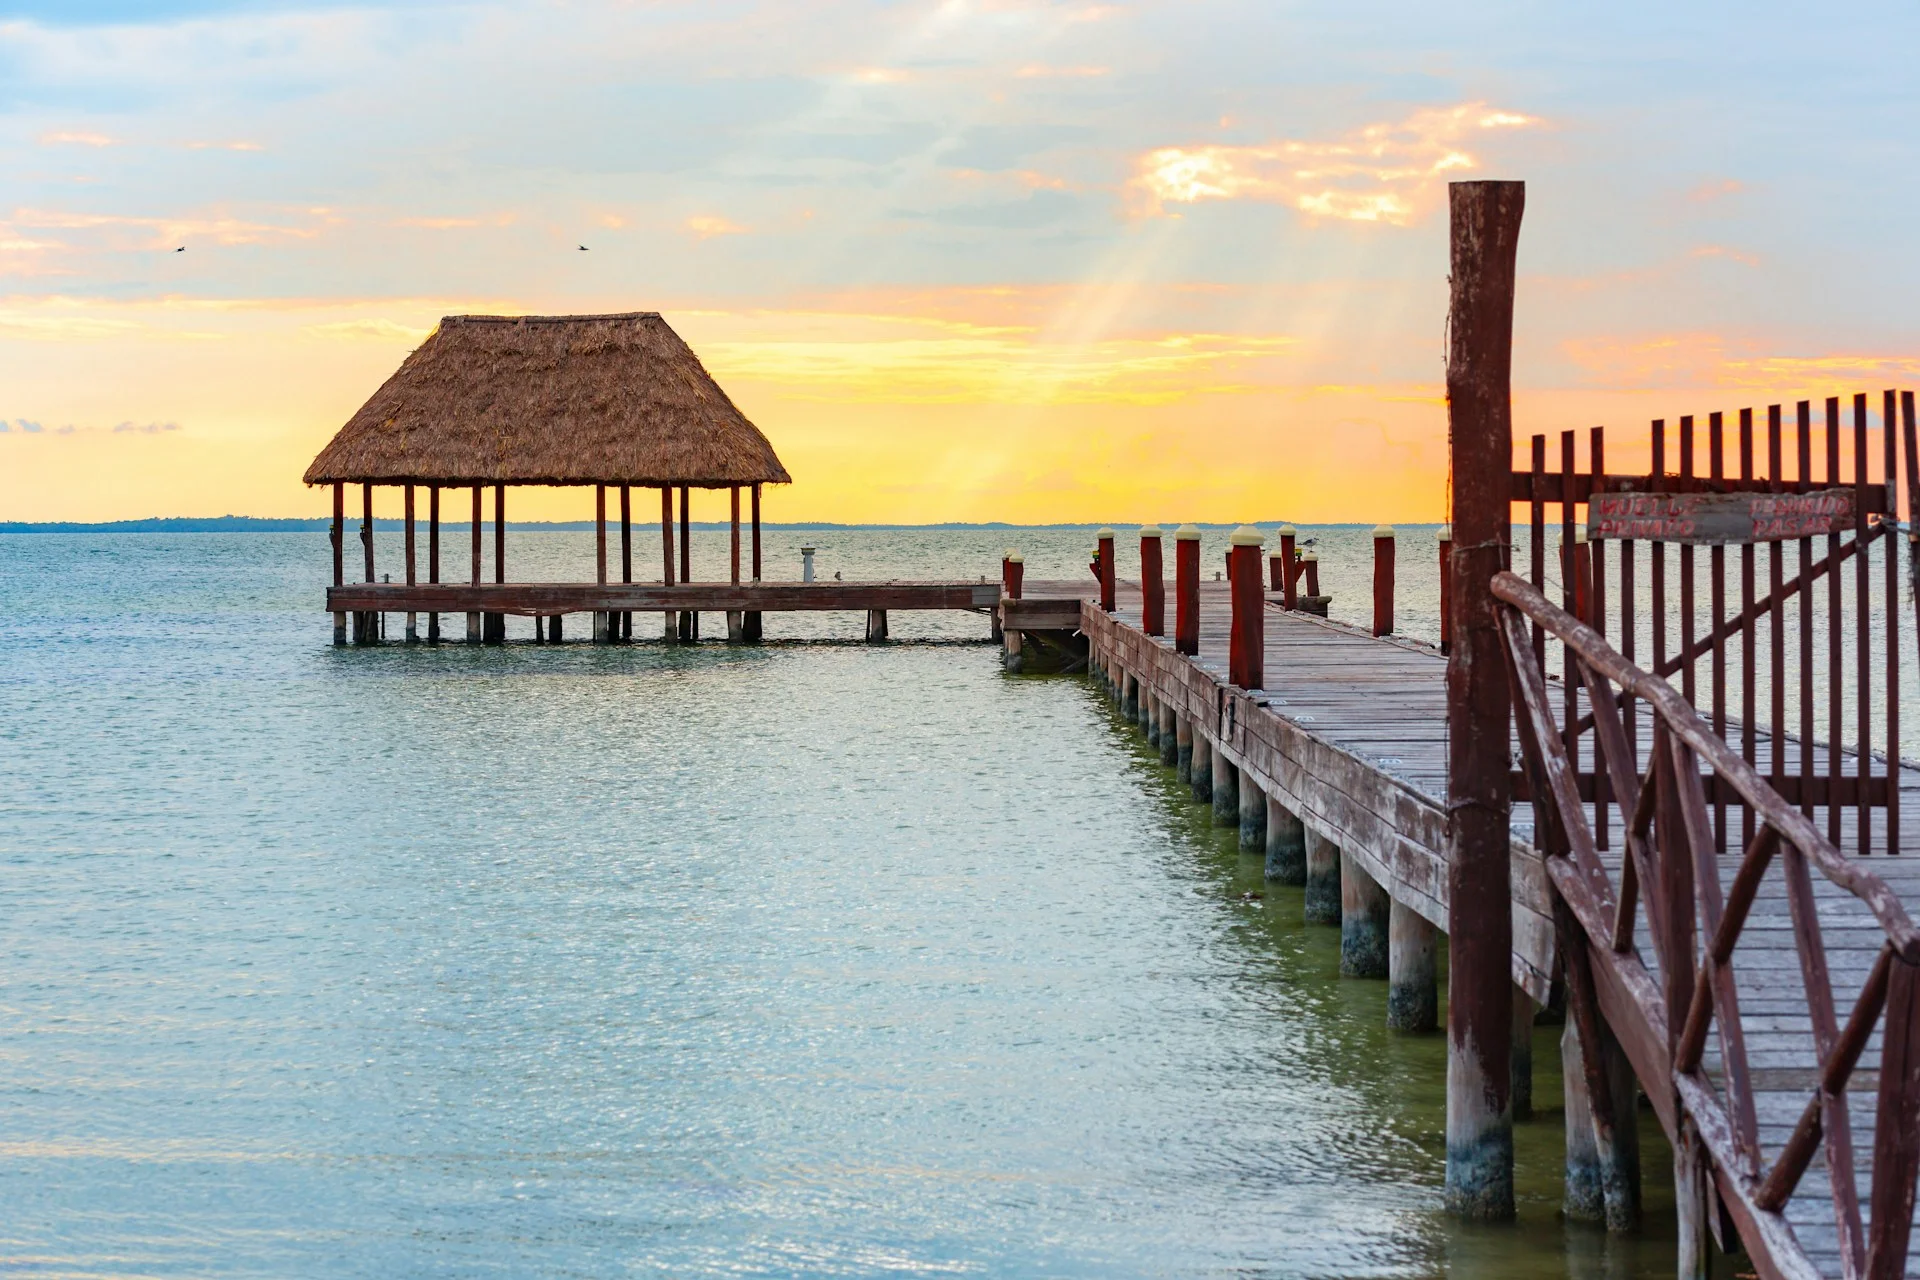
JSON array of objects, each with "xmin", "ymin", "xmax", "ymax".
[
  {"xmin": 1301, "ymin": 552, "xmax": 1320, "ymax": 598},
  {"xmin": 331, "ymin": 482, "xmax": 345, "ymax": 645},
  {"xmin": 660, "ymin": 486, "xmax": 677, "ymax": 641},
  {"xmin": 619, "ymin": 484, "xmax": 632, "ymax": 641},
  {"xmin": 730, "ymin": 486, "xmax": 741, "ymax": 583},
  {"xmin": 468, "ymin": 484, "xmax": 482, "ymax": 644},
  {"xmin": 1174, "ymin": 524, "xmax": 1201, "ymax": 655},
  {"xmin": 594, "ymin": 484, "xmax": 609, "ymax": 643},
  {"xmin": 678, "ymin": 484, "xmax": 695, "ymax": 641},
  {"xmin": 404, "ymin": 484, "xmax": 417, "ymax": 643},
  {"xmin": 1005, "ymin": 553, "xmax": 1024, "ymax": 598},
  {"xmin": 361, "ymin": 483, "xmax": 375, "ymax": 581},
  {"xmin": 1437, "ymin": 523, "xmax": 1453, "ymax": 653},
  {"xmin": 596, "ymin": 485, "xmax": 608, "ymax": 583},
  {"xmin": 1228, "ymin": 525, "xmax": 1265, "ymax": 689},
  {"xmin": 1140, "ymin": 526, "xmax": 1165, "ymax": 636},
  {"xmin": 1277, "ymin": 524, "xmax": 1297, "ymax": 608},
  {"xmin": 1097, "ymin": 527, "xmax": 1116, "ymax": 612},
  {"xmin": 1443, "ymin": 177, "xmax": 1523, "ymax": 1223},
  {"xmin": 493, "ymin": 484, "xmax": 505, "ymax": 583},
  {"xmin": 1372, "ymin": 524, "xmax": 1395, "ymax": 637},
  {"xmin": 746, "ymin": 482, "xmax": 763, "ymax": 641},
  {"xmin": 427, "ymin": 484, "xmax": 441, "ymax": 644}
]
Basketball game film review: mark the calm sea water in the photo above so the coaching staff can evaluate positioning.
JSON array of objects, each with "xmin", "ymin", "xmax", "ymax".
[{"xmin": 2, "ymin": 529, "xmax": 1722, "ymax": 1277}]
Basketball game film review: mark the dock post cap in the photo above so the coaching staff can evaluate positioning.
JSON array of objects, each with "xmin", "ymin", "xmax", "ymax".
[
  {"xmin": 1573, "ymin": 526, "xmax": 1588, "ymax": 544},
  {"xmin": 1277, "ymin": 523, "xmax": 1297, "ymax": 536},
  {"xmin": 1300, "ymin": 551, "xmax": 1319, "ymax": 562},
  {"xmin": 1138, "ymin": 523, "xmax": 1163, "ymax": 537},
  {"xmin": 800, "ymin": 545, "xmax": 816, "ymax": 554},
  {"xmin": 1174, "ymin": 523, "xmax": 1203, "ymax": 541},
  {"xmin": 1096, "ymin": 526, "xmax": 1116, "ymax": 539},
  {"xmin": 1228, "ymin": 525, "xmax": 1265, "ymax": 547},
  {"xmin": 1437, "ymin": 523, "xmax": 1452, "ymax": 541},
  {"xmin": 1002, "ymin": 547, "xmax": 1016, "ymax": 558},
  {"xmin": 1006, "ymin": 552, "xmax": 1024, "ymax": 563},
  {"xmin": 1373, "ymin": 523, "xmax": 1395, "ymax": 538}
]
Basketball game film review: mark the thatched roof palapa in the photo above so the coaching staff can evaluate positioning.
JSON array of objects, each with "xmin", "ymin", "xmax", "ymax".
[{"xmin": 304, "ymin": 312, "xmax": 790, "ymax": 488}]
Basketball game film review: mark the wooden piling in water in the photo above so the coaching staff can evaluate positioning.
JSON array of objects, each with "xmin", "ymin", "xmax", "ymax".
[
  {"xmin": 1340, "ymin": 850, "xmax": 1389, "ymax": 978},
  {"xmin": 1277, "ymin": 524, "xmax": 1297, "ymax": 609},
  {"xmin": 1372, "ymin": 524, "xmax": 1395, "ymax": 637},
  {"xmin": 1387, "ymin": 900, "xmax": 1437, "ymax": 1031},
  {"xmin": 1190, "ymin": 733, "xmax": 1212, "ymax": 803},
  {"xmin": 1211, "ymin": 751, "xmax": 1239, "ymax": 828},
  {"xmin": 467, "ymin": 484, "xmax": 482, "ymax": 644},
  {"xmin": 1442, "ymin": 176, "xmax": 1523, "ymax": 1222},
  {"xmin": 1175, "ymin": 525, "xmax": 1201, "ymax": 655},
  {"xmin": 1175, "ymin": 715, "xmax": 1193, "ymax": 783},
  {"xmin": 1140, "ymin": 526, "xmax": 1165, "ymax": 635},
  {"xmin": 865, "ymin": 609, "xmax": 888, "ymax": 643},
  {"xmin": 1097, "ymin": 528, "xmax": 1116, "ymax": 613},
  {"xmin": 1264, "ymin": 796, "xmax": 1305, "ymax": 884},
  {"xmin": 746, "ymin": 483, "xmax": 763, "ymax": 641},
  {"xmin": 1159, "ymin": 701, "xmax": 1177, "ymax": 767},
  {"xmin": 404, "ymin": 484, "xmax": 417, "ymax": 642},
  {"xmin": 661, "ymin": 486, "xmax": 676, "ymax": 640},
  {"xmin": 1511, "ymin": 987, "xmax": 1534, "ymax": 1122},
  {"xmin": 1238, "ymin": 773, "xmax": 1265, "ymax": 852},
  {"xmin": 1228, "ymin": 526, "xmax": 1265, "ymax": 689},
  {"xmin": 1304, "ymin": 830, "xmax": 1340, "ymax": 924}
]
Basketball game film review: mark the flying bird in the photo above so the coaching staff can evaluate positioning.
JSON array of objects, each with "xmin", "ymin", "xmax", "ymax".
[
  {"xmin": 174, "ymin": 246, "xmax": 185, "ymax": 252},
  {"xmin": 578, "ymin": 244, "xmax": 588, "ymax": 251}
]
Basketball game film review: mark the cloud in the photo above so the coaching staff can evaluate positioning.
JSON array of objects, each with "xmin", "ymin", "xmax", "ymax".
[
  {"xmin": 302, "ymin": 318, "xmax": 433, "ymax": 342},
  {"xmin": 1562, "ymin": 332, "xmax": 1920, "ymax": 393},
  {"xmin": 1130, "ymin": 102, "xmax": 1541, "ymax": 225},
  {"xmin": 112, "ymin": 421, "xmax": 181, "ymax": 432},
  {"xmin": 40, "ymin": 130, "xmax": 116, "ymax": 147},
  {"xmin": 686, "ymin": 215, "xmax": 748, "ymax": 240},
  {"xmin": 1014, "ymin": 64, "xmax": 1109, "ymax": 78},
  {"xmin": 1687, "ymin": 178, "xmax": 1744, "ymax": 204},
  {"xmin": 185, "ymin": 140, "xmax": 265, "ymax": 151}
]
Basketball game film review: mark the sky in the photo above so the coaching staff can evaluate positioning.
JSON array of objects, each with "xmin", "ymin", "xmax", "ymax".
[{"xmin": 0, "ymin": 0, "xmax": 1915, "ymax": 523}]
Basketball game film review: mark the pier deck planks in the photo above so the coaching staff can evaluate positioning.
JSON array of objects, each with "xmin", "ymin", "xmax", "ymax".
[{"xmin": 1026, "ymin": 577, "xmax": 1920, "ymax": 1277}]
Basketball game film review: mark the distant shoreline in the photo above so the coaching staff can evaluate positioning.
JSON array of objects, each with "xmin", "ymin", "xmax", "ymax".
[{"xmin": 0, "ymin": 517, "xmax": 1431, "ymax": 534}]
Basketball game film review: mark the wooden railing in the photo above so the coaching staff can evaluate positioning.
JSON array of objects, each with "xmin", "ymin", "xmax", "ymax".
[{"xmin": 1493, "ymin": 570, "xmax": 1920, "ymax": 1280}]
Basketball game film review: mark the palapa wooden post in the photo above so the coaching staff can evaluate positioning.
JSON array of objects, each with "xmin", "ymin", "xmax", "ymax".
[
  {"xmin": 1139, "ymin": 525, "xmax": 1164, "ymax": 635},
  {"xmin": 660, "ymin": 486, "xmax": 676, "ymax": 640},
  {"xmin": 404, "ymin": 483, "xmax": 417, "ymax": 643},
  {"xmin": 727, "ymin": 486, "xmax": 743, "ymax": 642},
  {"xmin": 331, "ymin": 482, "xmax": 345, "ymax": 645},
  {"xmin": 427, "ymin": 484, "xmax": 441, "ymax": 643},
  {"xmin": 467, "ymin": 484, "xmax": 482, "ymax": 643},
  {"xmin": 1437, "ymin": 523, "xmax": 1452, "ymax": 653},
  {"xmin": 747, "ymin": 482, "xmax": 763, "ymax": 641},
  {"xmin": 356, "ymin": 482, "xmax": 375, "ymax": 645},
  {"xmin": 1372, "ymin": 524, "xmax": 1395, "ymax": 637},
  {"xmin": 679, "ymin": 484, "xmax": 695, "ymax": 641},
  {"xmin": 619, "ymin": 484, "xmax": 632, "ymax": 641},
  {"xmin": 1174, "ymin": 524, "xmax": 1201, "ymax": 656},
  {"xmin": 594, "ymin": 484, "xmax": 609, "ymax": 643},
  {"xmin": 1442, "ymin": 177, "xmax": 1523, "ymax": 1223},
  {"xmin": 1096, "ymin": 527, "xmax": 1116, "ymax": 612},
  {"xmin": 489, "ymin": 483, "xmax": 506, "ymax": 643},
  {"xmin": 1227, "ymin": 525, "xmax": 1264, "ymax": 689}
]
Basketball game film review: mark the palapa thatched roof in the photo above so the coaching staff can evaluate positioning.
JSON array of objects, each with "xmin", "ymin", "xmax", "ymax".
[{"xmin": 303, "ymin": 312, "xmax": 790, "ymax": 488}]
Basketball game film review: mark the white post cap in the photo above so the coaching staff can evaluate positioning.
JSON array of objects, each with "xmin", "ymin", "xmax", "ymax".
[
  {"xmin": 1573, "ymin": 526, "xmax": 1588, "ymax": 545},
  {"xmin": 1096, "ymin": 527, "xmax": 1116, "ymax": 540},
  {"xmin": 1174, "ymin": 523, "xmax": 1203, "ymax": 541},
  {"xmin": 1139, "ymin": 524, "xmax": 1163, "ymax": 537},
  {"xmin": 1229, "ymin": 524, "xmax": 1265, "ymax": 547},
  {"xmin": 1007, "ymin": 552, "xmax": 1023, "ymax": 563},
  {"xmin": 1373, "ymin": 523, "xmax": 1395, "ymax": 538},
  {"xmin": 1300, "ymin": 551, "xmax": 1318, "ymax": 562},
  {"xmin": 1436, "ymin": 523, "xmax": 1452, "ymax": 541},
  {"xmin": 1277, "ymin": 523, "xmax": 1297, "ymax": 537}
]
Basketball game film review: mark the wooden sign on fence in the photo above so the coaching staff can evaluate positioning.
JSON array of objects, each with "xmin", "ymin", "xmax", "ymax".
[{"xmin": 1588, "ymin": 487, "xmax": 1855, "ymax": 543}]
